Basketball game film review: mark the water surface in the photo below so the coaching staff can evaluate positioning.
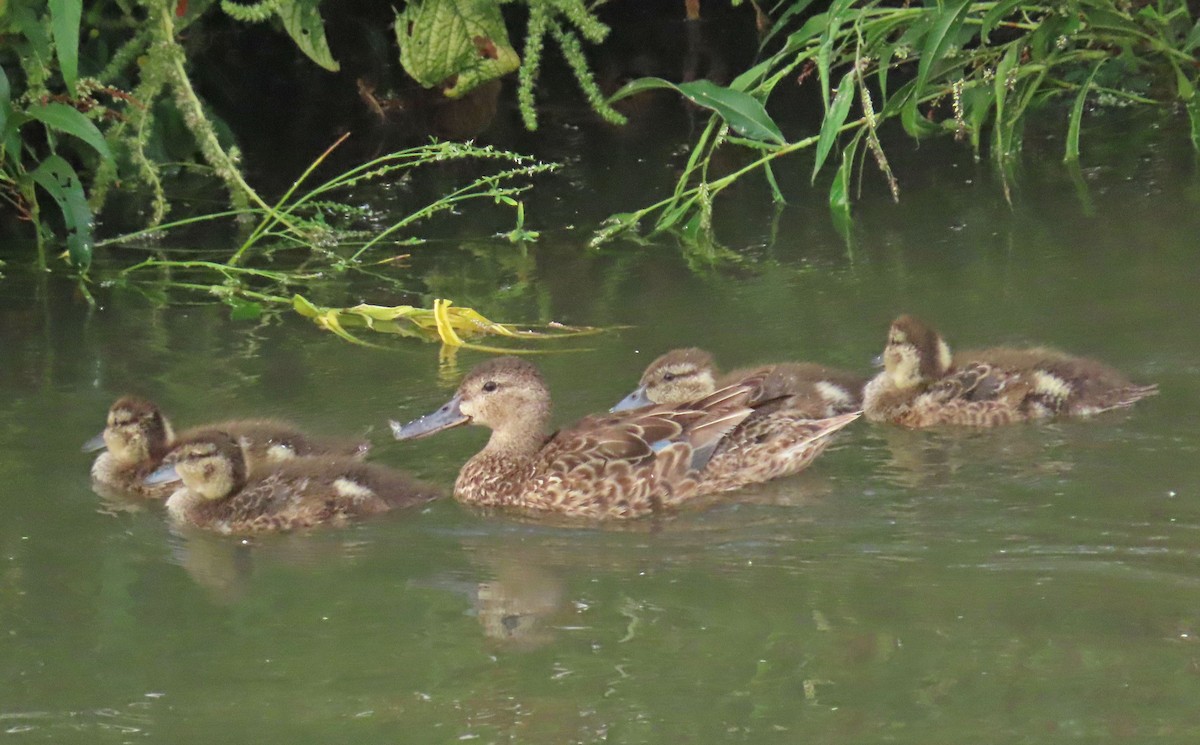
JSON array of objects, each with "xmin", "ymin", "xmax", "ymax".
[{"xmin": 1, "ymin": 116, "xmax": 1198, "ymax": 743}]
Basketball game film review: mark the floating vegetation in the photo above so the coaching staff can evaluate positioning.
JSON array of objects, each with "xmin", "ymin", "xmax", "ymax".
[{"xmin": 292, "ymin": 295, "xmax": 606, "ymax": 352}]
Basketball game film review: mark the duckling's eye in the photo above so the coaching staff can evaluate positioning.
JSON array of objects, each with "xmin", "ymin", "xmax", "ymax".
[
  {"xmin": 662, "ymin": 373, "xmax": 677, "ymax": 382},
  {"xmin": 482, "ymin": 381, "xmax": 499, "ymax": 393}
]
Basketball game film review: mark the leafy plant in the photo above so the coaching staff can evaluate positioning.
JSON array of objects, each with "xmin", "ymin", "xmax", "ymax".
[
  {"xmin": 595, "ymin": 0, "xmax": 1200, "ymax": 247},
  {"xmin": 105, "ymin": 137, "xmax": 558, "ymax": 314},
  {"xmin": 1, "ymin": 1, "xmax": 115, "ymax": 271}
]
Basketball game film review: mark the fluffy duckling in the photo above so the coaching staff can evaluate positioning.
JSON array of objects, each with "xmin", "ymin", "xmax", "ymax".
[
  {"xmin": 612, "ymin": 347, "xmax": 865, "ymax": 417},
  {"xmin": 389, "ymin": 357, "xmax": 858, "ymax": 520},
  {"xmin": 147, "ymin": 432, "xmax": 438, "ymax": 534},
  {"xmin": 84, "ymin": 396, "xmax": 369, "ymax": 500},
  {"xmin": 862, "ymin": 315, "xmax": 1158, "ymax": 427}
]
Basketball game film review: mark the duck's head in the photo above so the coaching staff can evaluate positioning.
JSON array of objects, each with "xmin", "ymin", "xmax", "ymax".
[
  {"xmin": 391, "ymin": 357, "xmax": 551, "ymax": 441},
  {"xmin": 82, "ymin": 396, "xmax": 174, "ymax": 464},
  {"xmin": 880, "ymin": 315, "xmax": 952, "ymax": 388},
  {"xmin": 611, "ymin": 348, "xmax": 717, "ymax": 411},
  {"xmin": 145, "ymin": 433, "xmax": 248, "ymax": 501}
]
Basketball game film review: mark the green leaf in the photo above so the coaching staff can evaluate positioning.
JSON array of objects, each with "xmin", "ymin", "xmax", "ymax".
[
  {"xmin": 277, "ymin": 0, "xmax": 340, "ymax": 72},
  {"xmin": 48, "ymin": 0, "xmax": 81, "ymax": 96},
  {"xmin": 227, "ymin": 297, "xmax": 265, "ymax": 321},
  {"xmin": 30, "ymin": 154, "xmax": 93, "ymax": 270},
  {"xmin": 760, "ymin": 0, "xmax": 817, "ymax": 47},
  {"xmin": 9, "ymin": 2, "xmax": 52, "ymax": 70},
  {"xmin": 1065, "ymin": 59, "xmax": 1104, "ymax": 163},
  {"xmin": 1184, "ymin": 19, "xmax": 1200, "ymax": 54},
  {"xmin": 610, "ymin": 78, "xmax": 784, "ymax": 144},
  {"xmin": 904, "ymin": 0, "xmax": 972, "ymax": 137},
  {"xmin": 25, "ymin": 103, "xmax": 112, "ymax": 160},
  {"xmin": 812, "ymin": 69, "xmax": 855, "ymax": 183},
  {"xmin": 992, "ymin": 42, "xmax": 1022, "ymax": 160},
  {"xmin": 0, "ymin": 66, "xmax": 9, "ymax": 137},
  {"xmin": 981, "ymin": 0, "xmax": 1024, "ymax": 43},
  {"xmin": 1187, "ymin": 97, "xmax": 1200, "ymax": 152},
  {"xmin": 1172, "ymin": 60, "xmax": 1195, "ymax": 102},
  {"xmin": 829, "ymin": 136, "xmax": 860, "ymax": 242},
  {"xmin": 395, "ymin": 0, "xmax": 520, "ymax": 99}
]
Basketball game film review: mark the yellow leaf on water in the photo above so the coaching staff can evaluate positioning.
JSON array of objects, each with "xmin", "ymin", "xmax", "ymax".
[{"xmin": 292, "ymin": 294, "xmax": 607, "ymax": 353}]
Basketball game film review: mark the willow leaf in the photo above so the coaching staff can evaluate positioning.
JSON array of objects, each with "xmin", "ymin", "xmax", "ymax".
[
  {"xmin": 1065, "ymin": 59, "xmax": 1104, "ymax": 163},
  {"xmin": 812, "ymin": 69, "xmax": 856, "ymax": 183},
  {"xmin": 981, "ymin": 0, "xmax": 1025, "ymax": 43},
  {"xmin": 610, "ymin": 78, "xmax": 784, "ymax": 144},
  {"xmin": 904, "ymin": 0, "xmax": 972, "ymax": 136}
]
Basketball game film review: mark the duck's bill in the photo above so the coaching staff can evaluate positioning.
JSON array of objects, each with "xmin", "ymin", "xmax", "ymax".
[
  {"xmin": 390, "ymin": 395, "xmax": 469, "ymax": 441},
  {"xmin": 610, "ymin": 386, "xmax": 652, "ymax": 413},
  {"xmin": 81, "ymin": 431, "xmax": 107, "ymax": 453},
  {"xmin": 144, "ymin": 463, "xmax": 182, "ymax": 486}
]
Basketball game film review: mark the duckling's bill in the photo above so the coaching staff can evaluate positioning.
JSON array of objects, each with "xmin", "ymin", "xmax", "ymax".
[
  {"xmin": 390, "ymin": 395, "xmax": 469, "ymax": 441},
  {"xmin": 82, "ymin": 432, "xmax": 107, "ymax": 453},
  {"xmin": 610, "ymin": 385, "xmax": 652, "ymax": 413},
  {"xmin": 145, "ymin": 463, "xmax": 183, "ymax": 486}
]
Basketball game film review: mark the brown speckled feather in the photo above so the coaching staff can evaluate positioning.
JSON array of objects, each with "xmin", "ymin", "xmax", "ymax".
[
  {"xmin": 398, "ymin": 357, "xmax": 857, "ymax": 520},
  {"xmin": 165, "ymin": 436, "xmax": 439, "ymax": 534},
  {"xmin": 89, "ymin": 396, "xmax": 369, "ymax": 500},
  {"xmin": 864, "ymin": 317, "xmax": 1157, "ymax": 427},
  {"xmin": 455, "ymin": 382, "xmax": 755, "ymax": 519},
  {"xmin": 629, "ymin": 348, "xmax": 864, "ymax": 419},
  {"xmin": 720, "ymin": 362, "xmax": 865, "ymax": 417}
]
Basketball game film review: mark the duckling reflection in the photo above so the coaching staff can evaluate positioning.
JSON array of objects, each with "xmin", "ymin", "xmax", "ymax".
[
  {"xmin": 863, "ymin": 315, "xmax": 1157, "ymax": 427},
  {"xmin": 84, "ymin": 396, "xmax": 370, "ymax": 500},
  {"xmin": 147, "ymin": 432, "xmax": 439, "ymax": 534}
]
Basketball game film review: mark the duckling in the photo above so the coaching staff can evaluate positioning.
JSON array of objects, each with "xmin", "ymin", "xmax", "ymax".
[
  {"xmin": 609, "ymin": 349, "xmax": 864, "ymax": 490},
  {"xmin": 83, "ymin": 396, "xmax": 370, "ymax": 500},
  {"xmin": 389, "ymin": 357, "xmax": 859, "ymax": 520},
  {"xmin": 612, "ymin": 347, "xmax": 865, "ymax": 417},
  {"xmin": 146, "ymin": 432, "xmax": 439, "ymax": 534},
  {"xmin": 862, "ymin": 315, "xmax": 1158, "ymax": 427}
]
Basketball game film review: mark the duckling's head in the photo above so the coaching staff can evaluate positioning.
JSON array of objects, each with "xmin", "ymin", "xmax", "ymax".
[
  {"xmin": 83, "ymin": 396, "xmax": 175, "ymax": 464},
  {"xmin": 612, "ymin": 348, "xmax": 717, "ymax": 411},
  {"xmin": 882, "ymin": 315, "xmax": 952, "ymax": 388},
  {"xmin": 148, "ymin": 433, "xmax": 247, "ymax": 501},
  {"xmin": 391, "ymin": 357, "xmax": 551, "ymax": 441}
]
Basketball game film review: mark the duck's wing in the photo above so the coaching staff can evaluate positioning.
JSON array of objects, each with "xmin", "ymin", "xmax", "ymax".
[{"xmin": 724, "ymin": 364, "xmax": 865, "ymax": 416}]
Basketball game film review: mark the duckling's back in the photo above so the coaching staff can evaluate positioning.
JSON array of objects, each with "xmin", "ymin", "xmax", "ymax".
[
  {"xmin": 956, "ymin": 347, "xmax": 1157, "ymax": 416},
  {"xmin": 182, "ymin": 419, "xmax": 370, "ymax": 470},
  {"xmin": 722, "ymin": 362, "xmax": 865, "ymax": 418},
  {"xmin": 184, "ymin": 457, "xmax": 440, "ymax": 534}
]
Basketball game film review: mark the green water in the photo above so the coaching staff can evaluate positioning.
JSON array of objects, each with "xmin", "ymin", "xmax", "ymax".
[{"xmin": 3, "ymin": 122, "xmax": 1200, "ymax": 743}]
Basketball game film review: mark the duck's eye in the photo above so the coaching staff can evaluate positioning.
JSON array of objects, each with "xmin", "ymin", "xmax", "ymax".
[
  {"xmin": 662, "ymin": 372, "xmax": 677, "ymax": 382},
  {"xmin": 482, "ymin": 381, "xmax": 499, "ymax": 393}
]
